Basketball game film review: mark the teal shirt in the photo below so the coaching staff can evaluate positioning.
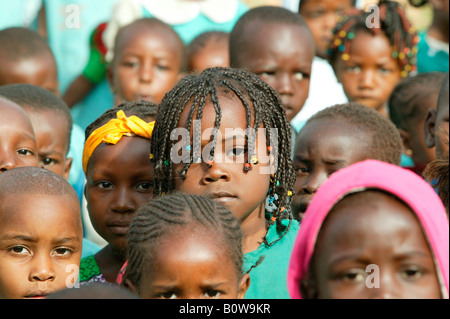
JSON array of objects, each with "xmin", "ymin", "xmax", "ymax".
[
  {"xmin": 417, "ymin": 31, "xmax": 449, "ymax": 74},
  {"xmin": 243, "ymin": 218, "xmax": 300, "ymax": 299}
]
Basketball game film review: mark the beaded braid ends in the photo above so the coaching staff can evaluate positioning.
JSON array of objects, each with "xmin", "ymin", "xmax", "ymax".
[
  {"xmin": 150, "ymin": 67, "xmax": 296, "ymax": 228},
  {"xmin": 328, "ymin": 0, "xmax": 419, "ymax": 78}
]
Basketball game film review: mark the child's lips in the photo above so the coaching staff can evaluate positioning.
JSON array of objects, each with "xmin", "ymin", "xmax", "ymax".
[
  {"xmin": 208, "ymin": 191, "xmax": 237, "ymax": 203},
  {"xmin": 108, "ymin": 221, "xmax": 130, "ymax": 235},
  {"xmin": 24, "ymin": 290, "xmax": 53, "ymax": 299}
]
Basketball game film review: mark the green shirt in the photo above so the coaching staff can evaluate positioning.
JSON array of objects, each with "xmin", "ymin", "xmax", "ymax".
[{"xmin": 243, "ymin": 218, "xmax": 300, "ymax": 299}]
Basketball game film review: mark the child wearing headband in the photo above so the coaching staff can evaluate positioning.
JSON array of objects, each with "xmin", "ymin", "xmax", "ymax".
[{"xmin": 79, "ymin": 100, "xmax": 157, "ymax": 285}]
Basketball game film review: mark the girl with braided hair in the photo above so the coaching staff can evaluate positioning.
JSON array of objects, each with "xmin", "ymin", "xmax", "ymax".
[
  {"xmin": 150, "ymin": 67, "xmax": 298, "ymax": 298},
  {"xmin": 328, "ymin": 0, "xmax": 419, "ymax": 116},
  {"xmin": 122, "ymin": 192, "xmax": 250, "ymax": 299}
]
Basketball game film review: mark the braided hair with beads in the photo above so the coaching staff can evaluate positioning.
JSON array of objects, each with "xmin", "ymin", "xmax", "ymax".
[
  {"xmin": 328, "ymin": 0, "xmax": 419, "ymax": 78},
  {"xmin": 122, "ymin": 192, "xmax": 244, "ymax": 290},
  {"xmin": 150, "ymin": 67, "xmax": 295, "ymax": 236}
]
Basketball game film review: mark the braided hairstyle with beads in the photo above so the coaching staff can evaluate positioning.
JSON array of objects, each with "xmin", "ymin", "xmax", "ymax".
[
  {"xmin": 150, "ymin": 67, "xmax": 295, "ymax": 233},
  {"xmin": 328, "ymin": 0, "xmax": 419, "ymax": 78},
  {"xmin": 123, "ymin": 192, "xmax": 243, "ymax": 290}
]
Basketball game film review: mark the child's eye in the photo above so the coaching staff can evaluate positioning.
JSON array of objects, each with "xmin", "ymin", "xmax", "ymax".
[
  {"xmin": 96, "ymin": 181, "xmax": 113, "ymax": 189},
  {"xmin": 378, "ymin": 67, "xmax": 392, "ymax": 74},
  {"xmin": 258, "ymin": 71, "xmax": 276, "ymax": 77},
  {"xmin": 42, "ymin": 157, "xmax": 58, "ymax": 166},
  {"xmin": 230, "ymin": 147, "xmax": 247, "ymax": 157},
  {"xmin": 136, "ymin": 182, "xmax": 153, "ymax": 191},
  {"xmin": 52, "ymin": 247, "xmax": 73, "ymax": 257},
  {"xmin": 344, "ymin": 65, "xmax": 360, "ymax": 73},
  {"xmin": 8, "ymin": 245, "xmax": 31, "ymax": 256},
  {"xmin": 399, "ymin": 266, "xmax": 424, "ymax": 281},
  {"xmin": 156, "ymin": 64, "xmax": 170, "ymax": 71},
  {"xmin": 295, "ymin": 166, "xmax": 309, "ymax": 175},
  {"xmin": 203, "ymin": 290, "xmax": 222, "ymax": 298},
  {"xmin": 337, "ymin": 269, "xmax": 366, "ymax": 282},
  {"xmin": 156, "ymin": 291, "xmax": 177, "ymax": 299},
  {"xmin": 122, "ymin": 61, "xmax": 139, "ymax": 69},
  {"xmin": 17, "ymin": 149, "xmax": 34, "ymax": 156},
  {"xmin": 294, "ymin": 72, "xmax": 305, "ymax": 80}
]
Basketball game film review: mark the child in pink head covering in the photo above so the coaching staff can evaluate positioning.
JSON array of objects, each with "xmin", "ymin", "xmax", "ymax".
[{"xmin": 287, "ymin": 159, "xmax": 449, "ymax": 299}]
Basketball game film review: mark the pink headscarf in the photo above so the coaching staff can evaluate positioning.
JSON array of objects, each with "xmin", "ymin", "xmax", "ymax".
[{"xmin": 287, "ymin": 160, "xmax": 449, "ymax": 299}]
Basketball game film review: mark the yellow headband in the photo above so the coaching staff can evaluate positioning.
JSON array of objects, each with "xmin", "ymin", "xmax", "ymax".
[{"xmin": 82, "ymin": 110, "xmax": 155, "ymax": 173}]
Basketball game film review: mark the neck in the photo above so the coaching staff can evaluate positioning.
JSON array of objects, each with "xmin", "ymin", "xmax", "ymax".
[
  {"xmin": 240, "ymin": 204, "xmax": 269, "ymax": 254},
  {"xmin": 94, "ymin": 244, "xmax": 127, "ymax": 284}
]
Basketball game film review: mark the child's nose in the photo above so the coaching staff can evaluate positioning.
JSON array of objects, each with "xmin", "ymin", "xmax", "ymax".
[
  {"xmin": 276, "ymin": 73, "xmax": 294, "ymax": 96},
  {"xmin": 29, "ymin": 254, "xmax": 55, "ymax": 282},
  {"xmin": 359, "ymin": 69, "xmax": 376, "ymax": 88},
  {"xmin": 301, "ymin": 171, "xmax": 327, "ymax": 194},
  {"xmin": 111, "ymin": 187, "xmax": 135, "ymax": 213},
  {"xmin": 0, "ymin": 152, "xmax": 17, "ymax": 172},
  {"xmin": 139, "ymin": 61, "xmax": 154, "ymax": 83},
  {"xmin": 202, "ymin": 161, "xmax": 231, "ymax": 183}
]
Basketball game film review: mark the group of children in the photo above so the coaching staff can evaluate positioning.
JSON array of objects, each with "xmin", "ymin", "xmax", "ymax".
[{"xmin": 0, "ymin": 0, "xmax": 448, "ymax": 300}]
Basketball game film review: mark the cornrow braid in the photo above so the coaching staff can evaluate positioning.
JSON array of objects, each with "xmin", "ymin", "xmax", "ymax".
[
  {"xmin": 85, "ymin": 100, "xmax": 158, "ymax": 140},
  {"xmin": 150, "ymin": 67, "xmax": 295, "ymax": 236},
  {"xmin": 123, "ymin": 193, "xmax": 243, "ymax": 290},
  {"xmin": 328, "ymin": 0, "xmax": 419, "ymax": 78}
]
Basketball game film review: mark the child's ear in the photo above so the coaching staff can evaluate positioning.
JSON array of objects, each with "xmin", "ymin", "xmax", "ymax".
[
  {"xmin": 122, "ymin": 278, "xmax": 138, "ymax": 295},
  {"xmin": 398, "ymin": 129, "xmax": 412, "ymax": 157},
  {"xmin": 424, "ymin": 108, "xmax": 437, "ymax": 149},
  {"xmin": 237, "ymin": 273, "xmax": 250, "ymax": 299},
  {"xmin": 63, "ymin": 157, "xmax": 73, "ymax": 181}
]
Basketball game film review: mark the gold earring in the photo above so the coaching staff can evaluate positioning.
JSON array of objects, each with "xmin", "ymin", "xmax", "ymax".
[{"xmin": 406, "ymin": 149, "xmax": 413, "ymax": 156}]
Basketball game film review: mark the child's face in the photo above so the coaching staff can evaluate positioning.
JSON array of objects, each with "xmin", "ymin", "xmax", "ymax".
[
  {"xmin": 299, "ymin": 0, "xmax": 353, "ymax": 58},
  {"xmin": 235, "ymin": 22, "xmax": 314, "ymax": 122},
  {"xmin": 334, "ymin": 31, "xmax": 402, "ymax": 114},
  {"xmin": 0, "ymin": 193, "xmax": 82, "ymax": 299},
  {"xmin": 0, "ymin": 54, "xmax": 59, "ymax": 96},
  {"xmin": 136, "ymin": 227, "xmax": 249, "ymax": 299},
  {"xmin": 173, "ymin": 96, "xmax": 272, "ymax": 224},
  {"xmin": 292, "ymin": 119, "xmax": 371, "ymax": 220},
  {"xmin": 188, "ymin": 40, "xmax": 229, "ymax": 73},
  {"xmin": 23, "ymin": 109, "xmax": 72, "ymax": 180},
  {"xmin": 85, "ymin": 137, "xmax": 154, "ymax": 252},
  {"xmin": 0, "ymin": 98, "xmax": 38, "ymax": 172},
  {"xmin": 425, "ymin": 90, "xmax": 449, "ymax": 160},
  {"xmin": 308, "ymin": 191, "xmax": 441, "ymax": 299},
  {"xmin": 108, "ymin": 25, "xmax": 183, "ymax": 106}
]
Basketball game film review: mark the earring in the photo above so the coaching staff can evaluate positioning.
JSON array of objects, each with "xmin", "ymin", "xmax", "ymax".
[{"xmin": 406, "ymin": 149, "xmax": 413, "ymax": 157}]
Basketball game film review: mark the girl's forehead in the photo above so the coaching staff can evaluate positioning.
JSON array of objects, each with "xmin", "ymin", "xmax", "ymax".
[{"xmin": 177, "ymin": 93, "xmax": 253, "ymax": 131}]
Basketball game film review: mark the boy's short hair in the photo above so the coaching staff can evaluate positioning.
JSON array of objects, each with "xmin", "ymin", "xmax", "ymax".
[
  {"xmin": 0, "ymin": 84, "xmax": 73, "ymax": 153},
  {"xmin": 388, "ymin": 72, "xmax": 446, "ymax": 130},
  {"xmin": 0, "ymin": 166, "xmax": 78, "ymax": 199},
  {"xmin": 303, "ymin": 102, "xmax": 402, "ymax": 165},
  {"xmin": 229, "ymin": 5, "xmax": 312, "ymax": 67},
  {"xmin": 0, "ymin": 27, "xmax": 54, "ymax": 64}
]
